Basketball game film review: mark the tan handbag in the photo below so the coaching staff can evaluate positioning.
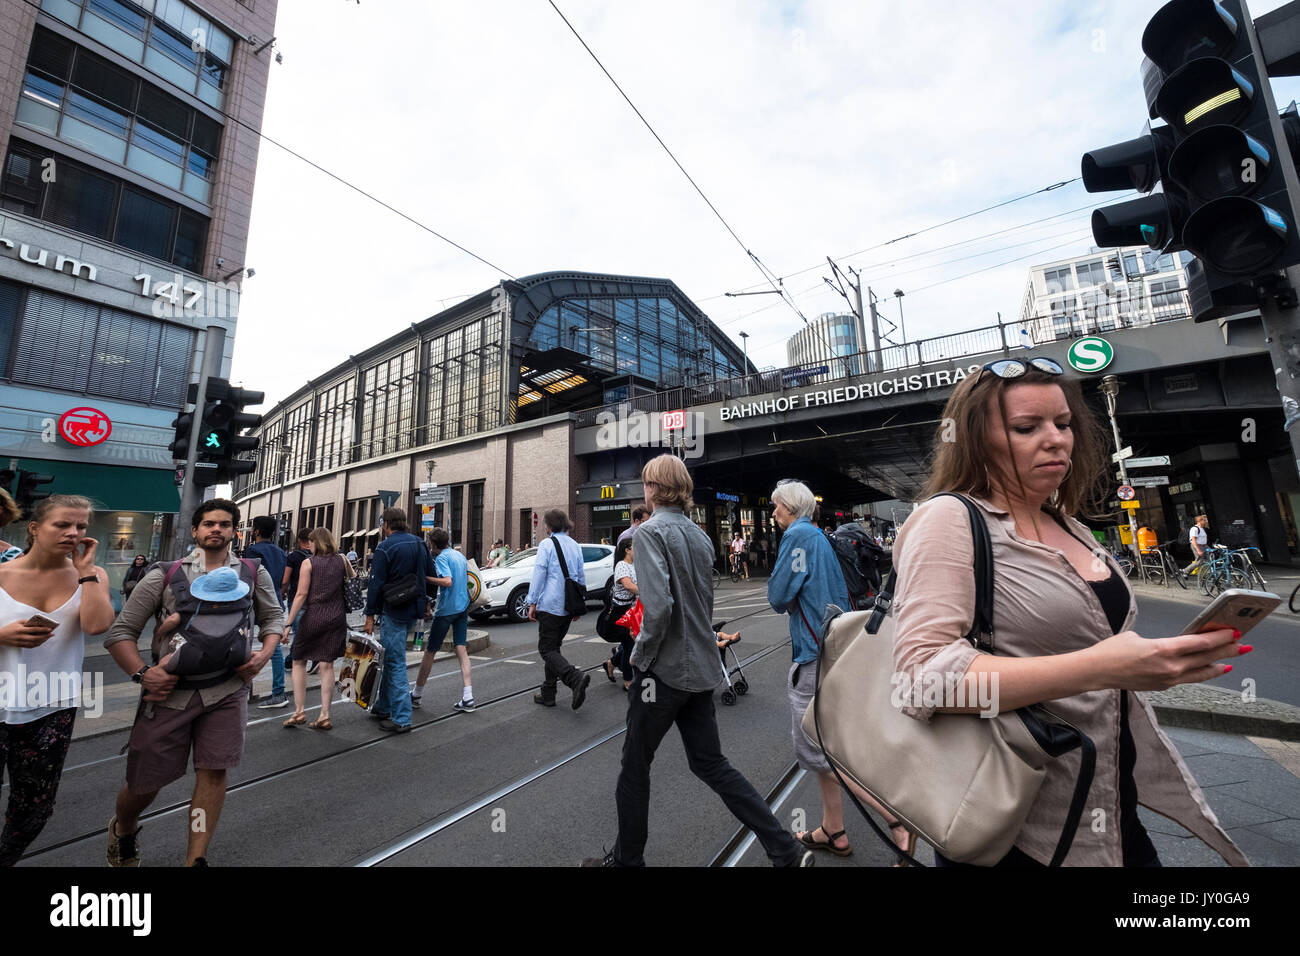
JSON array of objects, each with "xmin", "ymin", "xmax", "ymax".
[{"xmin": 802, "ymin": 493, "xmax": 1095, "ymax": 866}]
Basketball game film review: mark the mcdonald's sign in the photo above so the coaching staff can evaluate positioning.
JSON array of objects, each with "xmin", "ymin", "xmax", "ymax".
[{"xmin": 600, "ymin": 485, "xmax": 615, "ymax": 499}]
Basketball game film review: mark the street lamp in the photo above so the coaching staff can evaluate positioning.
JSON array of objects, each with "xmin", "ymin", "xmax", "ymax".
[
  {"xmin": 739, "ymin": 331, "xmax": 749, "ymax": 372},
  {"xmin": 1098, "ymin": 375, "xmax": 1142, "ymax": 579},
  {"xmin": 275, "ymin": 439, "xmax": 292, "ymax": 548},
  {"xmin": 893, "ymin": 288, "xmax": 907, "ymax": 344}
]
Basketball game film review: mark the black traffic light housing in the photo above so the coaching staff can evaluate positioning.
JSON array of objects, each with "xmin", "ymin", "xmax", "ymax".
[
  {"xmin": 1084, "ymin": 0, "xmax": 1300, "ymax": 322},
  {"xmin": 16, "ymin": 470, "xmax": 54, "ymax": 518},
  {"xmin": 171, "ymin": 377, "xmax": 265, "ymax": 486}
]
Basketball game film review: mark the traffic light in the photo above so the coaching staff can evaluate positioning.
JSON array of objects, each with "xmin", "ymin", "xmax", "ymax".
[
  {"xmin": 16, "ymin": 470, "xmax": 54, "ymax": 517},
  {"xmin": 1085, "ymin": 0, "xmax": 1300, "ymax": 322},
  {"xmin": 193, "ymin": 378, "xmax": 264, "ymax": 486},
  {"xmin": 168, "ymin": 410, "xmax": 195, "ymax": 460}
]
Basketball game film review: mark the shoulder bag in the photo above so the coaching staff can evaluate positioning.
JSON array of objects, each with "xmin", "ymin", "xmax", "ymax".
[
  {"xmin": 552, "ymin": 538, "xmax": 587, "ymax": 617},
  {"xmin": 802, "ymin": 493, "xmax": 1095, "ymax": 866},
  {"xmin": 341, "ymin": 555, "xmax": 365, "ymax": 612},
  {"xmin": 380, "ymin": 540, "xmax": 424, "ymax": 608}
]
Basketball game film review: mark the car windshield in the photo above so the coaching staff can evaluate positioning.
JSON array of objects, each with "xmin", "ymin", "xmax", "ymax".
[{"xmin": 503, "ymin": 548, "xmax": 537, "ymax": 567}]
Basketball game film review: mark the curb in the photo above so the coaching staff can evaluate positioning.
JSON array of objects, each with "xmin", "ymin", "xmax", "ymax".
[{"xmin": 1148, "ymin": 684, "xmax": 1300, "ymax": 741}]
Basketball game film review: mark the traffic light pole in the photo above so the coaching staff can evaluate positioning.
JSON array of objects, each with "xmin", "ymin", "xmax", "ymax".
[
  {"xmin": 1242, "ymin": 0, "xmax": 1300, "ymax": 479},
  {"xmin": 174, "ymin": 324, "xmax": 227, "ymax": 559}
]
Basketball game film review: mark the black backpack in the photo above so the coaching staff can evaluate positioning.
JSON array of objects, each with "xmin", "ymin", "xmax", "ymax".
[
  {"xmin": 157, "ymin": 558, "xmax": 260, "ymax": 688},
  {"xmin": 824, "ymin": 522, "xmax": 890, "ymax": 610}
]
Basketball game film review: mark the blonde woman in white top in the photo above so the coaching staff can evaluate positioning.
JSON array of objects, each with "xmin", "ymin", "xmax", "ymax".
[{"xmin": 0, "ymin": 494, "xmax": 113, "ymax": 865}]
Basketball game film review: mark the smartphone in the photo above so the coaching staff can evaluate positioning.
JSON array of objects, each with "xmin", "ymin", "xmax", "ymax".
[
  {"xmin": 1183, "ymin": 589, "xmax": 1280, "ymax": 638},
  {"xmin": 24, "ymin": 614, "xmax": 58, "ymax": 629}
]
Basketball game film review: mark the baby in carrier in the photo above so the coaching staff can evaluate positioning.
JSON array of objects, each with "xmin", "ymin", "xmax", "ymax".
[{"xmin": 155, "ymin": 564, "xmax": 258, "ymax": 689}]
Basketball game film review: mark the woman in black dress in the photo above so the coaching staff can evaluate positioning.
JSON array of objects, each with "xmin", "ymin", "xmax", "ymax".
[{"xmin": 282, "ymin": 528, "xmax": 353, "ymax": 730}]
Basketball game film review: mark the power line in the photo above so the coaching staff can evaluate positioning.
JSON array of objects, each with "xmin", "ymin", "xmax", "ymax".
[
  {"xmin": 706, "ymin": 177, "xmax": 1085, "ymax": 300},
  {"xmin": 545, "ymin": 0, "xmax": 839, "ymax": 364}
]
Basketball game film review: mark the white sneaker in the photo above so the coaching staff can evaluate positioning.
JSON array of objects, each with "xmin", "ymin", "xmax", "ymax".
[{"xmin": 452, "ymin": 698, "xmax": 476, "ymax": 712}]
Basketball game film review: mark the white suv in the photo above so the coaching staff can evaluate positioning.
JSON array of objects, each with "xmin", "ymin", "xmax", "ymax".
[{"xmin": 476, "ymin": 543, "xmax": 615, "ymax": 623}]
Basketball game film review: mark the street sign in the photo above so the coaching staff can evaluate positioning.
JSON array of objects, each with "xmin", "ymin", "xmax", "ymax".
[
  {"xmin": 1117, "ymin": 484, "xmax": 1136, "ymax": 501},
  {"xmin": 378, "ymin": 490, "xmax": 400, "ymax": 508},
  {"xmin": 417, "ymin": 487, "xmax": 449, "ymax": 505},
  {"xmin": 1066, "ymin": 336, "xmax": 1114, "ymax": 373},
  {"xmin": 1127, "ymin": 456, "xmax": 1171, "ymax": 468},
  {"xmin": 1121, "ymin": 500, "xmax": 1141, "ymax": 510},
  {"xmin": 1130, "ymin": 475, "xmax": 1170, "ymax": 487},
  {"xmin": 419, "ymin": 482, "xmax": 438, "ymax": 492},
  {"xmin": 1111, "ymin": 446, "xmax": 1133, "ymax": 463}
]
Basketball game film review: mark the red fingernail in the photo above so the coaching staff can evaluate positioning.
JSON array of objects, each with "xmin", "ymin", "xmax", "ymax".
[
  {"xmin": 1233, "ymin": 630, "xmax": 1241, "ymax": 639},
  {"xmin": 1239, "ymin": 644, "xmax": 1253, "ymax": 654},
  {"xmin": 1223, "ymin": 664, "xmax": 1233, "ymax": 673}
]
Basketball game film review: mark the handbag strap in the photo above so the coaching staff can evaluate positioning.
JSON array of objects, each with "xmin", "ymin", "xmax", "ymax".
[{"xmin": 552, "ymin": 536, "xmax": 576, "ymax": 583}]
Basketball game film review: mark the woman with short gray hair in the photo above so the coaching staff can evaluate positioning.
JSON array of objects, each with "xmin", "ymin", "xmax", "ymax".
[{"xmin": 770, "ymin": 480, "xmax": 817, "ymax": 522}]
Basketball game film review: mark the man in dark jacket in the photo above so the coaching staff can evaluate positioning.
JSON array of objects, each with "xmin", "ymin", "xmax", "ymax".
[
  {"xmin": 244, "ymin": 516, "xmax": 289, "ymax": 708},
  {"xmin": 364, "ymin": 507, "xmax": 436, "ymax": 733}
]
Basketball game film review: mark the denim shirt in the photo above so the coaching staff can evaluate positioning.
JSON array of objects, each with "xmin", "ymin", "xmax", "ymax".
[
  {"xmin": 767, "ymin": 517, "xmax": 850, "ymax": 664},
  {"xmin": 525, "ymin": 532, "xmax": 585, "ymax": 616}
]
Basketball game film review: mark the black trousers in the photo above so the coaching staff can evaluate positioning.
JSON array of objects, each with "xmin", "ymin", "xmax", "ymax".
[
  {"xmin": 537, "ymin": 611, "xmax": 579, "ymax": 700},
  {"xmin": 612, "ymin": 670, "xmax": 800, "ymax": 867},
  {"xmin": 0, "ymin": 709, "xmax": 76, "ymax": 866}
]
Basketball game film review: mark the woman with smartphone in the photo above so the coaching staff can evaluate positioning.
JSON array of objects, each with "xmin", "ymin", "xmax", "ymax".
[
  {"xmin": 0, "ymin": 495, "xmax": 114, "ymax": 865},
  {"xmin": 888, "ymin": 357, "xmax": 1249, "ymax": 866}
]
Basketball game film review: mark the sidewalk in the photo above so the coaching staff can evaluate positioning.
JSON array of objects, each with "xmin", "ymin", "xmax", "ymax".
[{"xmin": 1129, "ymin": 562, "xmax": 1300, "ymax": 607}]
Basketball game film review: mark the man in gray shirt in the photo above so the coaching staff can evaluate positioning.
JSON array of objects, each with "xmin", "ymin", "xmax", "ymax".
[{"xmin": 584, "ymin": 455, "xmax": 811, "ymax": 867}]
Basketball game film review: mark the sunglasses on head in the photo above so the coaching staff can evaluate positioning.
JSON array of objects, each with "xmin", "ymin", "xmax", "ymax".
[{"xmin": 975, "ymin": 356, "xmax": 1064, "ymax": 385}]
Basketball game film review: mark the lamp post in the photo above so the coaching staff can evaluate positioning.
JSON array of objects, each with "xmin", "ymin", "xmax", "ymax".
[
  {"xmin": 739, "ymin": 331, "xmax": 749, "ymax": 372},
  {"xmin": 275, "ymin": 439, "xmax": 292, "ymax": 549},
  {"xmin": 1098, "ymin": 374, "xmax": 1142, "ymax": 580}
]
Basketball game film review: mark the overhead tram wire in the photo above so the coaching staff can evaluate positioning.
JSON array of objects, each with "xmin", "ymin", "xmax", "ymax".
[
  {"xmin": 720, "ymin": 226, "xmax": 1097, "ymax": 344},
  {"xmin": 544, "ymin": 0, "xmax": 840, "ymax": 364},
  {"xmin": 13, "ymin": 0, "xmax": 516, "ymax": 282},
  {"xmin": 705, "ymin": 177, "xmax": 1083, "ymax": 301}
]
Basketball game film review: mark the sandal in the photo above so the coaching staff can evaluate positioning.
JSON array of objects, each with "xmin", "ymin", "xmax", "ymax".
[
  {"xmin": 283, "ymin": 711, "xmax": 306, "ymax": 728},
  {"xmin": 889, "ymin": 821, "xmax": 916, "ymax": 867},
  {"xmin": 796, "ymin": 826, "xmax": 852, "ymax": 857},
  {"xmin": 603, "ymin": 659, "xmax": 617, "ymax": 683},
  {"xmin": 308, "ymin": 716, "xmax": 332, "ymax": 731}
]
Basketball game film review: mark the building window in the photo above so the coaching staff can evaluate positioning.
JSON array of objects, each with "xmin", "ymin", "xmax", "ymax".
[
  {"xmin": 18, "ymin": 27, "xmax": 223, "ymax": 203},
  {"xmin": 1043, "ymin": 267, "xmax": 1075, "ymax": 294},
  {"xmin": 316, "ymin": 378, "xmax": 355, "ymax": 472},
  {"xmin": 41, "ymin": 0, "xmax": 235, "ymax": 108},
  {"xmin": 6, "ymin": 282, "xmax": 192, "ymax": 404},
  {"xmin": 283, "ymin": 401, "xmax": 313, "ymax": 481},
  {"xmin": 1149, "ymin": 277, "xmax": 1184, "ymax": 310},
  {"xmin": 1, "ymin": 141, "xmax": 209, "ymax": 269},
  {"xmin": 361, "ymin": 348, "xmax": 416, "ymax": 457},
  {"xmin": 1076, "ymin": 259, "xmax": 1107, "ymax": 288}
]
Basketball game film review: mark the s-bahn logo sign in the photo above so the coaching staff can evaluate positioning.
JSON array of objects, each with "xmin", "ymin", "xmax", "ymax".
[
  {"xmin": 1067, "ymin": 336, "xmax": 1114, "ymax": 373},
  {"xmin": 58, "ymin": 407, "xmax": 112, "ymax": 447}
]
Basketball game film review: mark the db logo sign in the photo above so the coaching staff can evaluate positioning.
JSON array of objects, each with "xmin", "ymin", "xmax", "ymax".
[
  {"xmin": 661, "ymin": 409, "xmax": 686, "ymax": 431},
  {"xmin": 58, "ymin": 407, "xmax": 112, "ymax": 447}
]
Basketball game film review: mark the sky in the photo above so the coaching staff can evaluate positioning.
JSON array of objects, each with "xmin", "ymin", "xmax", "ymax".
[{"xmin": 229, "ymin": 0, "xmax": 1300, "ymax": 412}]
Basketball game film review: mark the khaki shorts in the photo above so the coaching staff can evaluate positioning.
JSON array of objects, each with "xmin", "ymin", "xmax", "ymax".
[{"xmin": 125, "ymin": 688, "xmax": 247, "ymax": 795}]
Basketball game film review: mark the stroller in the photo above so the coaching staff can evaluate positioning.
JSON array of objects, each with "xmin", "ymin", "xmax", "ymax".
[{"xmin": 713, "ymin": 621, "xmax": 749, "ymax": 706}]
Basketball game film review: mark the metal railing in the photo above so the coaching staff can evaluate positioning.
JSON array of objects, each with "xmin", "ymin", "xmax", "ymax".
[{"xmin": 572, "ymin": 296, "xmax": 1197, "ymax": 427}]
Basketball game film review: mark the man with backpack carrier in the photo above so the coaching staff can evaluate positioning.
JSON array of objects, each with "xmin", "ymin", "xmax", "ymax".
[{"xmin": 104, "ymin": 499, "xmax": 285, "ymax": 867}]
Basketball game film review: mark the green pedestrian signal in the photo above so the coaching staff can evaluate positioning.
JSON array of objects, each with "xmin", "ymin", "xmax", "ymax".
[{"xmin": 205, "ymin": 432, "xmax": 223, "ymax": 450}]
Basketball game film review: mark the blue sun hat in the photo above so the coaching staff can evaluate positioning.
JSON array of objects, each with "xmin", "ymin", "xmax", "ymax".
[{"xmin": 189, "ymin": 566, "xmax": 251, "ymax": 602}]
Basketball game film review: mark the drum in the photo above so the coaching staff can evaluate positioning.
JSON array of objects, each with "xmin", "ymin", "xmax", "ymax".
[{"xmin": 338, "ymin": 630, "xmax": 385, "ymax": 710}]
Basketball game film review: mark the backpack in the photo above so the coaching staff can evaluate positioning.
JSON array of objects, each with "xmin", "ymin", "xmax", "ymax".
[
  {"xmin": 157, "ymin": 559, "xmax": 260, "ymax": 689},
  {"xmin": 824, "ymin": 522, "xmax": 890, "ymax": 610}
]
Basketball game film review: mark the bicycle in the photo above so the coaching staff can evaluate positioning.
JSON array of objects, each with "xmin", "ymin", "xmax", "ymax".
[
  {"xmin": 1195, "ymin": 546, "xmax": 1249, "ymax": 596},
  {"xmin": 1143, "ymin": 542, "xmax": 1188, "ymax": 589},
  {"xmin": 729, "ymin": 552, "xmax": 745, "ymax": 583},
  {"xmin": 711, "ymin": 567, "xmax": 721, "ymax": 589},
  {"xmin": 1228, "ymin": 546, "xmax": 1268, "ymax": 592},
  {"xmin": 1290, "ymin": 582, "xmax": 1300, "ymax": 613}
]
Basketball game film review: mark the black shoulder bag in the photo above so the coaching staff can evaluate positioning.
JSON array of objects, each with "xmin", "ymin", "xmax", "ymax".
[{"xmin": 552, "ymin": 538, "xmax": 587, "ymax": 618}]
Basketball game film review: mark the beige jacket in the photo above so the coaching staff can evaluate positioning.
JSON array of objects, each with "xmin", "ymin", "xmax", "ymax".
[{"xmin": 891, "ymin": 494, "xmax": 1248, "ymax": 867}]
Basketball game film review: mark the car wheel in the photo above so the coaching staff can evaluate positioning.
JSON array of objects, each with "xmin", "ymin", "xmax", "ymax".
[{"xmin": 508, "ymin": 586, "xmax": 531, "ymax": 624}]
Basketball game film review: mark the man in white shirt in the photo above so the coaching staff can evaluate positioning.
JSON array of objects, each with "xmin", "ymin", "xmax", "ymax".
[{"xmin": 1183, "ymin": 514, "xmax": 1210, "ymax": 575}]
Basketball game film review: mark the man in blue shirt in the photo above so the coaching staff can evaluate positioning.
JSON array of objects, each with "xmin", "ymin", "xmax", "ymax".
[
  {"xmin": 526, "ymin": 509, "xmax": 590, "ymax": 710},
  {"xmin": 364, "ymin": 507, "xmax": 436, "ymax": 733},
  {"xmin": 411, "ymin": 527, "xmax": 474, "ymax": 712},
  {"xmin": 244, "ymin": 516, "xmax": 289, "ymax": 709}
]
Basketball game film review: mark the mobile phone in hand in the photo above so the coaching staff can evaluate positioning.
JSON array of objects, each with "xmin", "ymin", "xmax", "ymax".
[
  {"xmin": 1183, "ymin": 589, "xmax": 1280, "ymax": 639},
  {"xmin": 24, "ymin": 614, "xmax": 58, "ymax": 629}
]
